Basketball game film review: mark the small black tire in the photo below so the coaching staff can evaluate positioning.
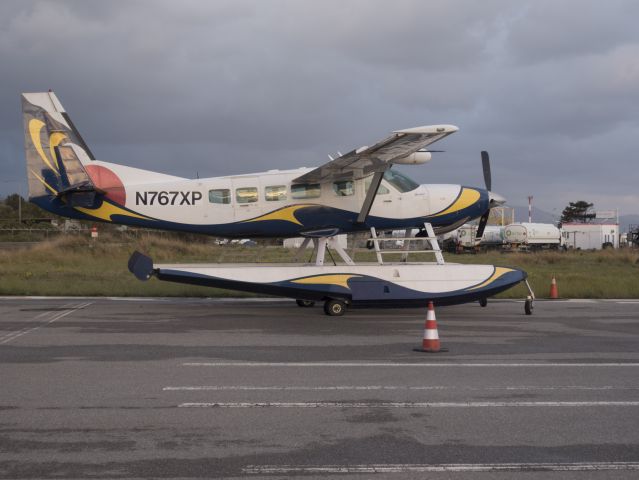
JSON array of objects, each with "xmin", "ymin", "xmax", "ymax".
[
  {"xmin": 296, "ymin": 299, "xmax": 315, "ymax": 308},
  {"xmin": 479, "ymin": 298, "xmax": 488, "ymax": 307},
  {"xmin": 525, "ymin": 299, "xmax": 533, "ymax": 315},
  {"xmin": 324, "ymin": 299, "xmax": 347, "ymax": 316}
]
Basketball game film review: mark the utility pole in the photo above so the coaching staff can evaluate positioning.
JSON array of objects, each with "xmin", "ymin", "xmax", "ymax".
[
  {"xmin": 18, "ymin": 195, "xmax": 22, "ymax": 223},
  {"xmin": 527, "ymin": 196, "xmax": 533, "ymax": 223}
]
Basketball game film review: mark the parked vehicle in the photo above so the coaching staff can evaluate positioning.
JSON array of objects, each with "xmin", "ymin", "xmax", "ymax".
[
  {"xmin": 503, "ymin": 223, "xmax": 561, "ymax": 250},
  {"xmin": 454, "ymin": 225, "xmax": 505, "ymax": 253}
]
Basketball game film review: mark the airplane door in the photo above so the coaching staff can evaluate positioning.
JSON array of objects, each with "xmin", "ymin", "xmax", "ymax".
[
  {"xmin": 232, "ymin": 178, "xmax": 260, "ymax": 221},
  {"xmin": 205, "ymin": 184, "xmax": 234, "ymax": 225},
  {"xmin": 364, "ymin": 176, "xmax": 394, "ymax": 217}
]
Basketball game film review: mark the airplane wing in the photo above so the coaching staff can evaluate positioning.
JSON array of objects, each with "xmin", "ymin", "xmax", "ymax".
[{"xmin": 292, "ymin": 124, "xmax": 458, "ymax": 184}]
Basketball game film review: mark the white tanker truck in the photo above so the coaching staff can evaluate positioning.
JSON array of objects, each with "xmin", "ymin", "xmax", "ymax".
[
  {"xmin": 454, "ymin": 225, "xmax": 505, "ymax": 252},
  {"xmin": 503, "ymin": 222, "xmax": 561, "ymax": 250}
]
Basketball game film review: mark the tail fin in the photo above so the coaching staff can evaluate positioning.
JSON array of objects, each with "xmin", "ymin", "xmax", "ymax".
[{"xmin": 22, "ymin": 91, "xmax": 98, "ymax": 206}]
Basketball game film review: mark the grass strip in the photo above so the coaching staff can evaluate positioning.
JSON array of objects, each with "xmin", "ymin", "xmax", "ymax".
[{"xmin": 1, "ymin": 235, "xmax": 638, "ymax": 298}]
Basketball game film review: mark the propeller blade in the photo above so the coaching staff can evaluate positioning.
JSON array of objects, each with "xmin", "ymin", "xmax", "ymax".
[
  {"xmin": 476, "ymin": 211, "xmax": 490, "ymax": 240},
  {"xmin": 481, "ymin": 150, "xmax": 491, "ymax": 191}
]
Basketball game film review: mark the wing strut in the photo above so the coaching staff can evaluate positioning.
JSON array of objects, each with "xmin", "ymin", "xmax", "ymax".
[{"xmin": 356, "ymin": 169, "xmax": 387, "ymax": 223}]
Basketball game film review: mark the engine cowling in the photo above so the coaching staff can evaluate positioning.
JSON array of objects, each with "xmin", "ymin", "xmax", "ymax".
[{"xmin": 393, "ymin": 150, "xmax": 432, "ymax": 165}]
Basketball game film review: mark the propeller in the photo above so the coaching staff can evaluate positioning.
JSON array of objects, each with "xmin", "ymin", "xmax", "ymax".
[
  {"xmin": 476, "ymin": 150, "xmax": 495, "ymax": 240},
  {"xmin": 476, "ymin": 211, "xmax": 490, "ymax": 240},
  {"xmin": 481, "ymin": 150, "xmax": 491, "ymax": 191}
]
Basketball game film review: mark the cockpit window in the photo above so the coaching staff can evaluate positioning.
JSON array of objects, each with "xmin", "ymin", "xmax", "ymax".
[
  {"xmin": 364, "ymin": 176, "xmax": 389, "ymax": 195},
  {"xmin": 383, "ymin": 169, "xmax": 419, "ymax": 193}
]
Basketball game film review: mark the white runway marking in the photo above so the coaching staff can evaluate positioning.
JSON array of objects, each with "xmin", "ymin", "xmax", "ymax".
[
  {"xmin": 183, "ymin": 362, "xmax": 639, "ymax": 367},
  {"xmin": 0, "ymin": 301, "xmax": 75, "ymax": 340},
  {"xmin": 0, "ymin": 302, "xmax": 93, "ymax": 345},
  {"xmin": 178, "ymin": 401, "xmax": 639, "ymax": 408},
  {"xmin": 242, "ymin": 462, "xmax": 639, "ymax": 473},
  {"xmin": 165, "ymin": 385, "xmax": 639, "ymax": 391}
]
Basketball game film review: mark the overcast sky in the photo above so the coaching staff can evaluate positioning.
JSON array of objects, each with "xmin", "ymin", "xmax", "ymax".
[{"xmin": 1, "ymin": 0, "xmax": 638, "ymax": 217}]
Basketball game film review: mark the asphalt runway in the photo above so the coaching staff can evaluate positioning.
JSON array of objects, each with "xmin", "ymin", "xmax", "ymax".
[{"xmin": 1, "ymin": 297, "xmax": 639, "ymax": 479}]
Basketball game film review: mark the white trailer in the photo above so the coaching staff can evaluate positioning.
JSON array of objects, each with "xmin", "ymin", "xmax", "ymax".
[
  {"xmin": 504, "ymin": 223, "xmax": 561, "ymax": 250},
  {"xmin": 561, "ymin": 223, "xmax": 619, "ymax": 250}
]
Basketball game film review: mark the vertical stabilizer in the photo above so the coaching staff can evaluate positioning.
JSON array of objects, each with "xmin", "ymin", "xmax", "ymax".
[{"xmin": 22, "ymin": 91, "xmax": 96, "ymax": 203}]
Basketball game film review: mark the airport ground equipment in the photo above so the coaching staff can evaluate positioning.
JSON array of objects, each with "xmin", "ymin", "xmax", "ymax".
[
  {"xmin": 549, "ymin": 275, "xmax": 559, "ymax": 299},
  {"xmin": 504, "ymin": 223, "xmax": 561, "ymax": 251},
  {"xmin": 413, "ymin": 301, "xmax": 447, "ymax": 353},
  {"xmin": 455, "ymin": 224, "xmax": 504, "ymax": 253},
  {"xmin": 561, "ymin": 223, "xmax": 620, "ymax": 250}
]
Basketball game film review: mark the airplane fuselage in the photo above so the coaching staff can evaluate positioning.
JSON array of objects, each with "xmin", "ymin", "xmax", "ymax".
[{"xmin": 32, "ymin": 160, "xmax": 490, "ymax": 238}]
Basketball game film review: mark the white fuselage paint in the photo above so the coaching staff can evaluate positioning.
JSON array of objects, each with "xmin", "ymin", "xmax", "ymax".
[{"xmin": 95, "ymin": 161, "xmax": 465, "ymax": 225}]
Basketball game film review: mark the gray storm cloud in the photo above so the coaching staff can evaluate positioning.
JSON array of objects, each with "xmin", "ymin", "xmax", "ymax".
[{"xmin": 0, "ymin": 0, "xmax": 637, "ymax": 215}]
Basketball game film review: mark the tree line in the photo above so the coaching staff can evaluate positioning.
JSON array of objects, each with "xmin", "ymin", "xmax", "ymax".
[{"xmin": 0, "ymin": 194, "xmax": 54, "ymax": 223}]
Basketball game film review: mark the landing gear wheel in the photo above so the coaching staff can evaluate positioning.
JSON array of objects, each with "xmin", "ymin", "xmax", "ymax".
[
  {"xmin": 479, "ymin": 298, "xmax": 488, "ymax": 307},
  {"xmin": 295, "ymin": 299, "xmax": 315, "ymax": 308},
  {"xmin": 324, "ymin": 299, "xmax": 347, "ymax": 316},
  {"xmin": 525, "ymin": 298, "xmax": 534, "ymax": 315}
]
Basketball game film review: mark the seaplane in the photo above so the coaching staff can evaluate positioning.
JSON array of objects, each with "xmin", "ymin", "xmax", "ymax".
[{"xmin": 21, "ymin": 91, "xmax": 535, "ymax": 316}]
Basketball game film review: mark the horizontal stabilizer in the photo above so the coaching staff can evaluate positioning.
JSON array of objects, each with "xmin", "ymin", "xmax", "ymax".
[{"xmin": 128, "ymin": 251, "xmax": 154, "ymax": 281}]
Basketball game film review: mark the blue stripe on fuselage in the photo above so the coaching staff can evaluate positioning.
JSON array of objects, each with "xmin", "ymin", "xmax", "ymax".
[{"xmin": 29, "ymin": 187, "xmax": 490, "ymax": 238}]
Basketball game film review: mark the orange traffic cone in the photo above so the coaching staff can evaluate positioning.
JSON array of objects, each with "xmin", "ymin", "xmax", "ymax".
[
  {"xmin": 414, "ymin": 301, "xmax": 448, "ymax": 353},
  {"xmin": 549, "ymin": 275, "xmax": 559, "ymax": 299}
]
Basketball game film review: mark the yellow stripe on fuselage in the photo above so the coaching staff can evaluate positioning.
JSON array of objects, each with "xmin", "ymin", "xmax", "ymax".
[
  {"xmin": 242, "ymin": 205, "xmax": 312, "ymax": 226},
  {"xmin": 291, "ymin": 274, "xmax": 361, "ymax": 290},
  {"xmin": 75, "ymin": 202, "xmax": 152, "ymax": 222},
  {"xmin": 430, "ymin": 188, "xmax": 481, "ymax": 217}
]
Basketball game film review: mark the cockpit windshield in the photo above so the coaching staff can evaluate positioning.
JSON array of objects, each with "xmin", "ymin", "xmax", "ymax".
[{"xmin": 383, "ymin": 169, "xmax": 420, "ymax": 193}]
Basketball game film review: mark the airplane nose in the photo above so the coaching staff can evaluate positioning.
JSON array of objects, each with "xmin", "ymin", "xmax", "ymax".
[{"xmin": 489, "ymin": 191, "xmax": 506, "ymax": 206}]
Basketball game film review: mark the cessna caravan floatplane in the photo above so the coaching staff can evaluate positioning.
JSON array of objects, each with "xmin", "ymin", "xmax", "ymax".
[{"xmin": 22, "ymin": 91, "xmax": 535, "ymax": 315}]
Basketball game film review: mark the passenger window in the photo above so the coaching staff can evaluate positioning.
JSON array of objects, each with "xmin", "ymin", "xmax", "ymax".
[
  {"xmin": 236, "ymin": 187, "xmax": 258, "ymax": 204},
  {"xmin": 333, "ymin": 180, "xmax": 354, "ymax": 196},
  {"xmin": 364, "ymin": 177, "xmax": 389, "ymax": 195},
  {"xmin": 291, "ymin": 183, "xmax": 321, "ymax": 199},
  {"xmin": 209, "ymin": 189, "xmax": 231, "ymax": 204},
  {"xmin": 265, "ymin": 185, "xmax": 287, "ymax": 201}
]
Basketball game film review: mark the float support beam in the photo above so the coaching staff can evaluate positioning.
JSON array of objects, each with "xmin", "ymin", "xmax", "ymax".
[
  {"xmin": 293, "ymin": 237, "xmax": 312, "ymax": 262},
  {"xmin": 370, "ymin": 227, "xmax": 384, "ymax": 264},
  {"xmin": 314, "ymin": 236, "xmax": 355, "ymax": 266}
]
